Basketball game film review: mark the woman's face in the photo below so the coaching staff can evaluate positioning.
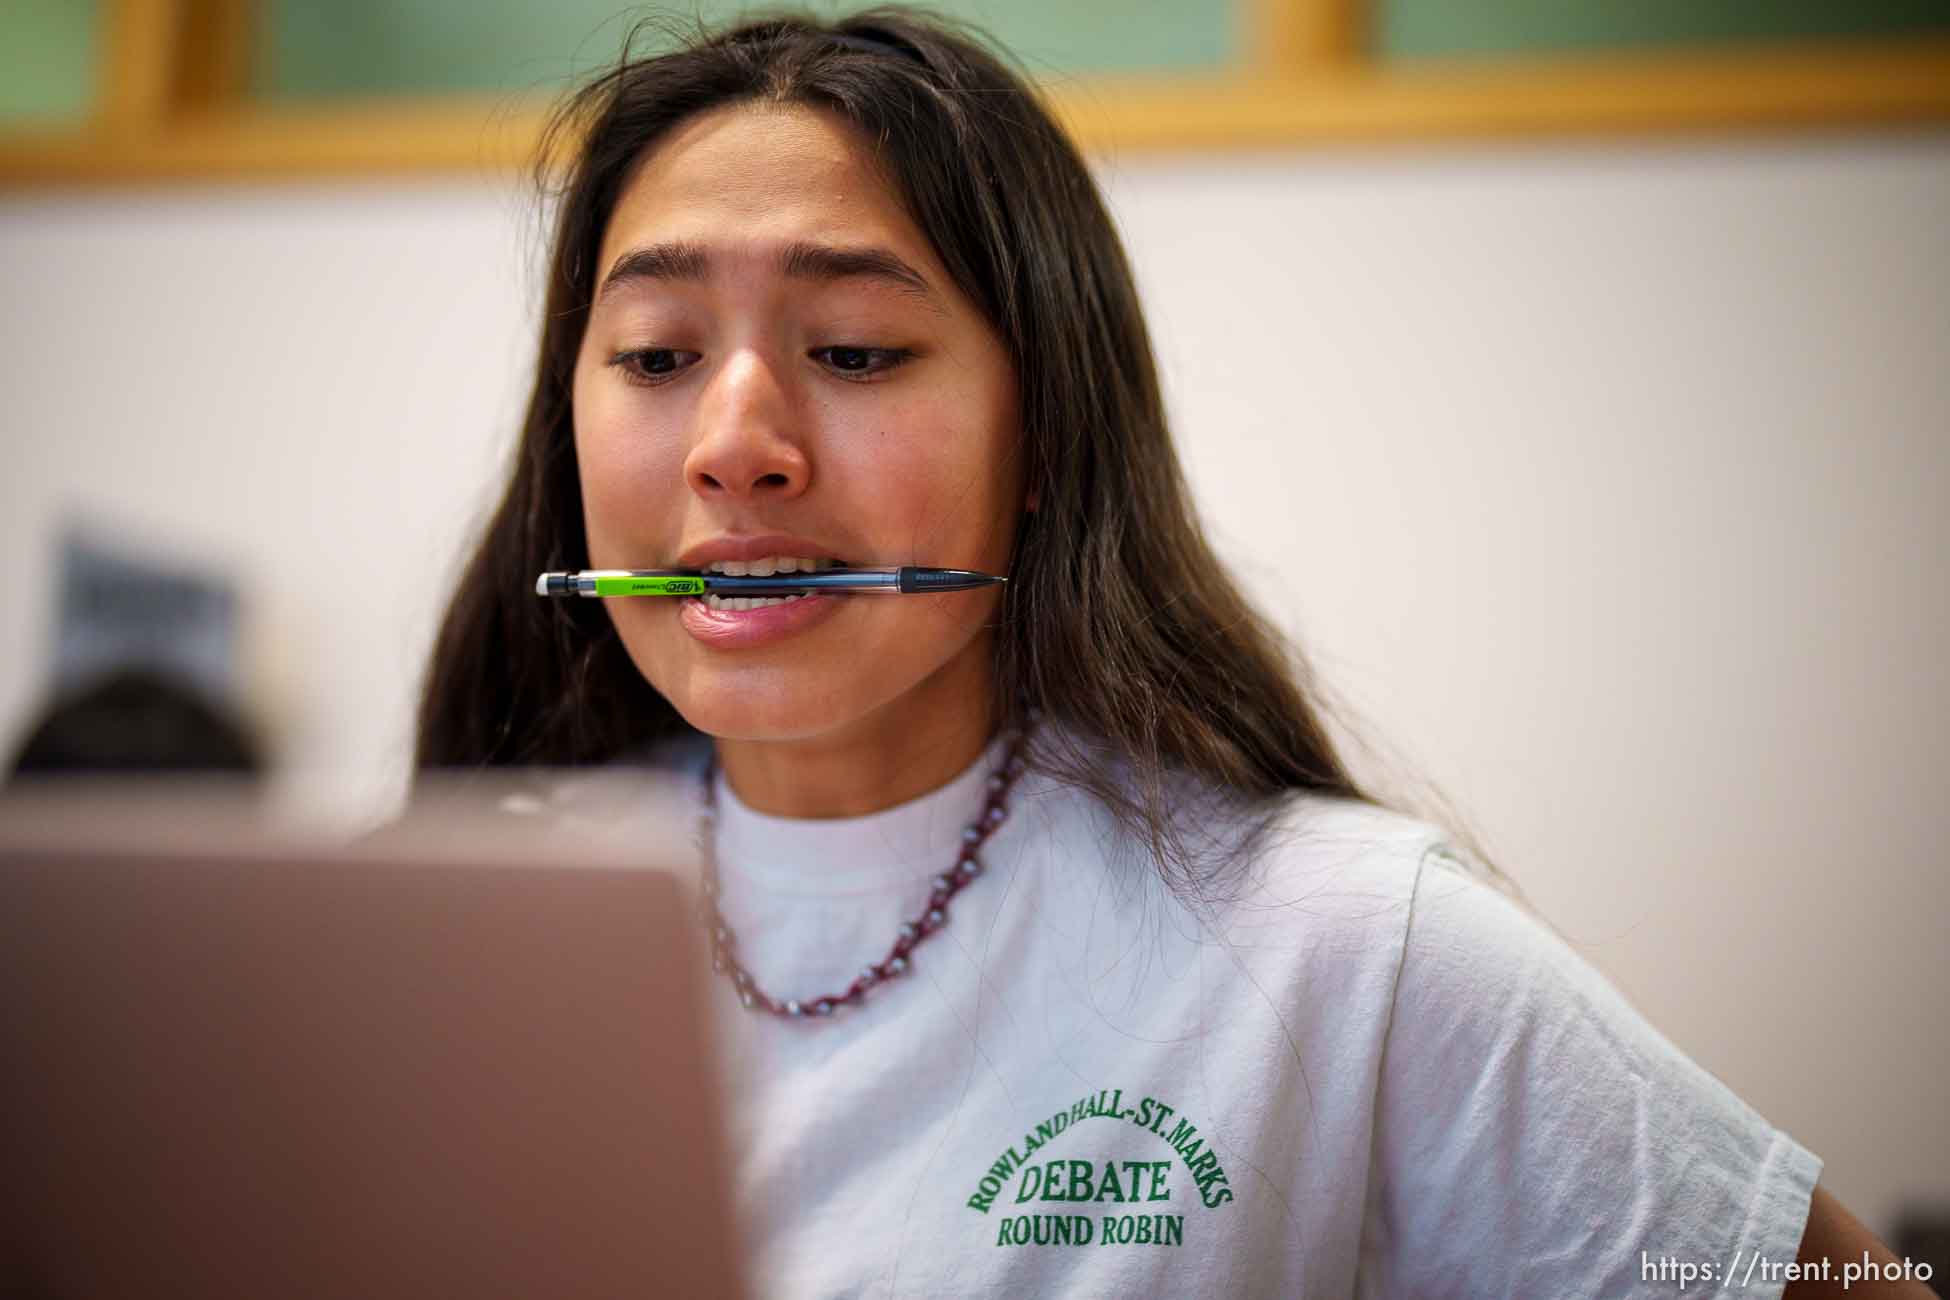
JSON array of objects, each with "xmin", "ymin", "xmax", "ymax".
[{"xmin": 571, "ymin": 103, "xmax": 1024, "ymax": 746}]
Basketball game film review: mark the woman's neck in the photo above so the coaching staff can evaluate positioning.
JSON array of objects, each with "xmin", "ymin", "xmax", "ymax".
[{"xmin": 711, "ymin": 664, "xmax": 999, "ymax": 819}]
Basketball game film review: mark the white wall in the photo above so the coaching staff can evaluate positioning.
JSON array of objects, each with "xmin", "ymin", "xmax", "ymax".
[
  {"xmin": 1, "ymin": 174, "xmax": 544, "ymax": 823},
  {"xmin": 3, "ymin": 130, "xmax": 1946, "ymax": 1235}
]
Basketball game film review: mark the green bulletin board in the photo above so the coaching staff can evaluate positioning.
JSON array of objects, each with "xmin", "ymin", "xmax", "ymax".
[
  {"xmin": 4, "ymin": 1, "xmax": 1945, "ymax": 137},
  {"xmin": 0, "ymin": 0, "xmax": 100, "ymax": 126},
  {"xmin": 1377, "ymin": 0, "xmax": 1950, "ymax": 61},
  {"xmin": 257, "ymin": 0, "xmax": 1239, "ymax": 102}
]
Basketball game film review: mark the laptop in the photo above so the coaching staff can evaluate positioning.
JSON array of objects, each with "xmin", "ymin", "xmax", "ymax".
[{"xmin": 0, "ymin": 774, "xmax": 744, "ymax": 1300}]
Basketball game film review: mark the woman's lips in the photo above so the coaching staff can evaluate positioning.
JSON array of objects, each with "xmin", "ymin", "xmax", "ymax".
[{"xmin": 676, "ymin": 593, "xmax": 845, "ymax": 648}]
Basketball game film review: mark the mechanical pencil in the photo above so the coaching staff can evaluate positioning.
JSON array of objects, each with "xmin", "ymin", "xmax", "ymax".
[{"xmin": 535, "ymin": 566, "xmax": 1006, "ymax": 597}]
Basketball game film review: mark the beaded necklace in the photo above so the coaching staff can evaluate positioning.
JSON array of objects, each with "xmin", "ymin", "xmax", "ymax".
[{"xmin": 696, "ymin": 719, "xmax": 1034, "ymax": 1019}]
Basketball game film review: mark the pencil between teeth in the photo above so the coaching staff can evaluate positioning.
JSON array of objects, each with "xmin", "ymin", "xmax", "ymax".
[{"xmin": 534, "ymin": 566, "xmax": 1007, "ymax": 597}]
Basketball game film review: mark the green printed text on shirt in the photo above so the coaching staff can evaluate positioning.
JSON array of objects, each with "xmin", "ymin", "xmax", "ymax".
[{"xmin": 963, "ymin": 1089, "xmax": 1234, "ymax": 1249}]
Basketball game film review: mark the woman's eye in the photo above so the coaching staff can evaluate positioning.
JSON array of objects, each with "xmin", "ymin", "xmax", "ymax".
[
  {"xmin": 609, "ymin": 348, "xmax": 700, "ymax": 387},
  {"xmin": 813, "ymin": 346, "xmax": 914, "ymax": 380},
  {"xmin": 607, "ymin": 345, "xmax": 913, "ymax": 389}
]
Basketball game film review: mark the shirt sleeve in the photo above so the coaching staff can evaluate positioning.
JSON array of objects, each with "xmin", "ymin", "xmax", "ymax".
[{"xmin": 1359, "ymin": 844, "xmax": 1823, "ymax": 1299}]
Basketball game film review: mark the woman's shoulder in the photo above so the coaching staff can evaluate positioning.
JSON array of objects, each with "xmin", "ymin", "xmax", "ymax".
[
  {"xmin": 1020, "ymin": 717, "xmax": 1453, "ymax": 875},
  {"xmin": 1023, "ymin": 724, "xmax": 1498, "ymax": 957},
  {"xmin": 1180, "ymin": 786, "xmax": 1482, "ymax": 960},
  {"xmin": 1241, "ymin": 788, "xmax": 1681, "ymax": 1098},
  {"xmin": 1236, "ymin": 787, "xmax": 1563, "ymax": 995}
]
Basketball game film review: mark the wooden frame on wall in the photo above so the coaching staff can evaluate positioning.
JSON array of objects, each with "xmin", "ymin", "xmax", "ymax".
[{"xmin": 3, "ymin": 0, "xmax": 1948, "ymax": 186}]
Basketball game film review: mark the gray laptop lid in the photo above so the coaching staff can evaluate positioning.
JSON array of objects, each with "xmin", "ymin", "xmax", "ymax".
[{"xmin": 0, "ymin": 783, "xmax": 741, "ymax": 1300}]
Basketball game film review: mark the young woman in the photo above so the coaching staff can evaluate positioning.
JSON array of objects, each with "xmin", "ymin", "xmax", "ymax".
[{"xmin": 418, "ymin": 11, "xmax": 1918, "ymax": 1297}]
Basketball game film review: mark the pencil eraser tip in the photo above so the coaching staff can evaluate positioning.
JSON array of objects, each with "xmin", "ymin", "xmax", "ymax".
[{"xmin": 535, "ymin": 574, "xmax": 550, "ymax": 596}]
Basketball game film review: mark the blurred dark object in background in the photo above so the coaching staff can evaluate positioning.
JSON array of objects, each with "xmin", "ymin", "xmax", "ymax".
[
  {"xmin": 7, "ymin": 668, "xmax": 263, "ymax": 779},
  {"xmin": 5, "ymin": 523, "xmax": 267, "ymax": 784},
  {"xmin": 54, "ymin": 528, "xmax": 240, "ymax": 704}
]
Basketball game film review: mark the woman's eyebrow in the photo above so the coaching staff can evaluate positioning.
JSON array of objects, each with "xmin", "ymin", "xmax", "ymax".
[{"xmin": 595, "ymin": 239, "xmax": 947, "ymax": 314}]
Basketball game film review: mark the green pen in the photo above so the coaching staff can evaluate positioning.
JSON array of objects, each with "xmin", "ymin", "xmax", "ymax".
[{"xmin": 535, "ymin": 566, "xmax": 1006, "ymax": 598}]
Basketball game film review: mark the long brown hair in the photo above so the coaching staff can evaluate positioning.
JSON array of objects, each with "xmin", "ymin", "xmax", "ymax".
[{"xmin": 418, "ymin": 7, "xmax": 1496, "ymax": 893}]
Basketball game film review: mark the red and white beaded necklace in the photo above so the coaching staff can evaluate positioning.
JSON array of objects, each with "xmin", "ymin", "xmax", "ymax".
[{"xmin": 696, "ymin": 718, "xmax": 1035, "ymax": 1019}]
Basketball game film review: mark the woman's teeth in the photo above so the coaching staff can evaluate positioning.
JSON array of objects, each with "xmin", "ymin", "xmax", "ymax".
[
  {"xmin": 702, "ymin": 556, "xmax": 836, "ymax": 576},
  {"xmin": 695, "ymin": 556, "xmax": 841, "ymax": 611},
  {"xmin": 701, "ymin": 593, "xmax": 809, "ymax": 611}
]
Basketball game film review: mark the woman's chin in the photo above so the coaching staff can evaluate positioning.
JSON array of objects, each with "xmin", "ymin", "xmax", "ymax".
[{"xmin": 664, "ymin": 685, "xmax": 857, "ymax": 744}]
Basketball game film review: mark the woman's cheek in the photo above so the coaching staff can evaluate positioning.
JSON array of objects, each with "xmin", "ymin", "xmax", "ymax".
[
  {"xmin": 590, "ymin": 476, "xmax": 669, "ymax": 565},
  {"xmin": 836, "ymin": 424, "xmax": 977, "ymax": 515},
  {"xmin": 582, "ymin": 424, "xmax": 685, "ymax": 542}
]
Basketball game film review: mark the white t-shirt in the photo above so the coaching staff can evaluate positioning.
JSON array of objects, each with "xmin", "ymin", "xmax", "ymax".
[{"xmin": 602, "ymin": 731, "xmax": 1821, "ymax": 1298}]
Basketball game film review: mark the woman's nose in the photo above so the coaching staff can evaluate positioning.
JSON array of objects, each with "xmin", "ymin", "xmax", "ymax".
[{"xmin": 682, "ymin": 350, "xmax": 810, "ymax": 500}]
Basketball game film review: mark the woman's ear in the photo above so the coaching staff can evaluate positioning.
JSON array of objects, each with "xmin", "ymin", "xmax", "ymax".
[{"xmin": 1024, "ymin": 488, "xmax": 1040, "ymax": 513}]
